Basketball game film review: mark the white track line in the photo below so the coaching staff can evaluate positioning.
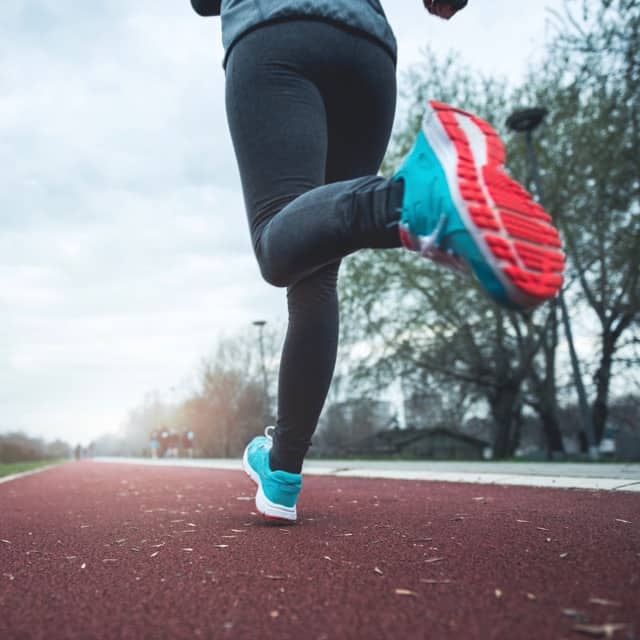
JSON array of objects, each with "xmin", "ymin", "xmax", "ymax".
[{"xmin": 0, "ymin": 463, "xmax": 64, "ymax": 485}]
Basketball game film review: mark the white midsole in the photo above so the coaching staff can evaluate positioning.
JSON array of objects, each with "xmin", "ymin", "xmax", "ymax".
[
  {"xmin": 422, "ymin": 103, "xmax": 533, "ymax": 309},
  {"xmin": 242, "ymin": 447, "xmax": 297, "ymax": 521}
]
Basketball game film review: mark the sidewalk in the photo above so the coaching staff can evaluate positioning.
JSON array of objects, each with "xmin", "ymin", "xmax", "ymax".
[{"xmin": 95, "ymin": 457, "xmax": 640, "ymax": 492}]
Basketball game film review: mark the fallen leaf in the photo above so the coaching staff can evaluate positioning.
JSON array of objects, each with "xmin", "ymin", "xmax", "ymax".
[
  {"xmin": 573, "ymin": 623, "xmax": 628, "ymax": 638},
  {"xmin": 236, "ymin": 497, "xmax": 252, "ymax": 501},
  {"xmin": 395, "ymin": 588, "xmax": 418, "ymax": 597},
  {"xmin": 187, "ymin": 523, "xmax": 197, "ymax": 527},
  {"xmin": 614, "ymin": 519, "xmax": 631, "ymax": 524},
  {"xmin": 526, "ymin": 593, "xmax": 536, "ymax": 601},
  {"xmin": 323, "ymin": 556, "xmax": 332, "ymax": 561},
  {"xmin": 264, "ymin": 575, "xmax": 285, "ymax": 580},
  {"xmin": 374, "ymin": 567, "xmax": 384, "ymax": 576},
  {"xmin": 269, "ymin": 610, "xmax": 280, "ymax": 619},
  {"xmin": 537, "ymin": 527, "xmax": 550, "ymax": 532},
  {"xmin": 182, "ymin": 548, "xmax": 194, "ymax": 552},
  {"xmin": 589, "ymin": 598, "xmax": 621, "ymax": 607},
  {"xmin": 231, "ymin": 529, "xmax": 246, "ymax": 533},
  {"xmin": 563, "ymin": 609, "xmax": 588, "ymax": 622},
  {"xmin": 80, "ymin": 562, "xmax": 86, "ymax": 569},
  {"xmin": 1, "ymin": 539, "xmax": 11, "ymax": 544},
  {"xmin": 410, "ymin": 538, "xmax": 433, "ymax": 543},
  {"xmin": 424, "ymin": 557, "xmax": 445, "ymax": 564},
  {"xmin": 114, "ymin": 539, "xmax": 126, "ymax": 545},
  {"xmin": 420, "ymin": 579, "xmax": 453, "ymax": 584},
  {"xmin": 516, "ymin": 519, "xmax": 530, "ymax": 523},
  {"xmin": 495, "ymin": 589, "xmax": 503, "ymax": 599},
  {"xmin": 213, "ymin": 545, "xmax": 229, "ymax": 549},
  {"xmin": 3, "ymin": 573, "xmax": 15, "ymax": 580},
  {"xmin": 560, "ymin": 553, "xmax": 569, "ymax": 559},
  {"xmin": 150, "ymin": 551, "xmax": 160, "ymax": 558}
]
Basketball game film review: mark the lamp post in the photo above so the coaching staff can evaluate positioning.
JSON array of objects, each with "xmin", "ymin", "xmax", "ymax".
[
  {"xmin": 506, "ymin": 108, "xmax": 599, "ymax": 460},
  {"xmin": 252, "ymin": 320, "xmax": 269, "ymax": 416}
]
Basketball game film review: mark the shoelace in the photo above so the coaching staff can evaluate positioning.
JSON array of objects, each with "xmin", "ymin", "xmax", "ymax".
[
  {"xmin": 264, "ymin": 426, "xmax": 275, "ymax": 440},
  {"xmin": 401, "ymin": 216, "xmax": 469, "ymax": 273}
]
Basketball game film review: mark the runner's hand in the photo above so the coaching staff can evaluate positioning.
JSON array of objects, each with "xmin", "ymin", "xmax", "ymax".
[{"xmin": 423, "ymin": 0, "xmax": 467, "ymax": 20}]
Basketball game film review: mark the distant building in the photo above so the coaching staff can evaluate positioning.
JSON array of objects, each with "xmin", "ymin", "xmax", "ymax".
[
  {"xmin": 604, "ymin": 421, "xmax": 640, "ymax": 461},
  {"xmin": 615, "ymin": 430, "xmax": 640, "ymax": 461},
  {"xmin": 347, "ymin": 427, "xmax": 489, "ymax": 460}
]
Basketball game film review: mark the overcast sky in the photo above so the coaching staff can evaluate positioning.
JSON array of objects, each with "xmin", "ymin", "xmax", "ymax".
[{"xmin": 1, "ymin": 0, "xmax": 558, "ymax": 445}]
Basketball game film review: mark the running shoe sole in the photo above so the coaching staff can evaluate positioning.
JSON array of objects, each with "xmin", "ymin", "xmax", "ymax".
[
  {"xmin": 242, "ymin": 447, "xmax": 297, "ymax": 523},
  {"xmin": 421, "ymin": 100, "xmax": 565, "ymax": 310}
]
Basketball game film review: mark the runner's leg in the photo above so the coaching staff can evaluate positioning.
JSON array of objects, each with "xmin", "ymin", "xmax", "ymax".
[{"xmin": 225, "ymin": 21, "xmax": 399, "ymax": 472}]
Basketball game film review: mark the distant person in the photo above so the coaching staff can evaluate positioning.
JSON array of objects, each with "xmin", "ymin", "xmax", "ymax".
[
  {"xmin": 182, "ymin": 429, "xmax": 195, "ymax": 458},
  {"xmin": 160, "ymin": 428, "xmax": 170, "ymax": 458},
  {"xmin": 191, "ymin": 0, "xmax": 563, "ymax": 521},
  {"xmin": 167, "ymin": 430, "xmax": 180, "ymax": 457},
  {"xmin": 74, "ymin": 444, "xmax": 82, "ymax": 461},
  {"xmin": 149, "ymin": 431, "xmax": 160, "ymax": 459}
]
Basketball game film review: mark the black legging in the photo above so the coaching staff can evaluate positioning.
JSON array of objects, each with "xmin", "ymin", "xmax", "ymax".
[{"xmin": 225, "ymin": 20, "xmax": 403, "ymax": 472}]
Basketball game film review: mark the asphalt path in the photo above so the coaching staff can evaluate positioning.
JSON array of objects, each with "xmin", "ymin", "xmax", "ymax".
[{"xmin": 1, "ymin": 461, "xmax": 639, "ymax": 639}]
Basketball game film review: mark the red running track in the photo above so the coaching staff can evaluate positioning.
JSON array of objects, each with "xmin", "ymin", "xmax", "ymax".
[{"xmin": 1, "ymin": 462, "xmax": 638, "ymax": 640}]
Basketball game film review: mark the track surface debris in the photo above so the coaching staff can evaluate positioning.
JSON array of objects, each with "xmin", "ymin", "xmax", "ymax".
[{"xmin": 1, "ymin": 462, "xmax": 638, "ymax": 639}]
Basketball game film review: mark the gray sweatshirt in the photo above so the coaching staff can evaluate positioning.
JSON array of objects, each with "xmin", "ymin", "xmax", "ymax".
[{"xmin": 191, "ymin": 0, "xmax": 397, "ymax": 65}]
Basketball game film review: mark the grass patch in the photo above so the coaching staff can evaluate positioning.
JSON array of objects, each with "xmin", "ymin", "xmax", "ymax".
[{"xmin": 0, "ymin": 460, "xmax": 62, "ymax": 479}]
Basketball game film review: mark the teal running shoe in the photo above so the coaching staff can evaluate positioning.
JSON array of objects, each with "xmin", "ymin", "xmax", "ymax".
[
  {"xmin": 394, "ymin": 100, "xmax": 564, "ymax": 311},
  {"xmin": 242, "ymin": 426, "xmax": 301, "ymax": 523}
]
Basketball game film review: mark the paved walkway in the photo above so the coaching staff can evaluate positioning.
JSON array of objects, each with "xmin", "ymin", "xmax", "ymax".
[{"xmin": 96, "ymin": 457, "xmax": 640, "ymax": 492}]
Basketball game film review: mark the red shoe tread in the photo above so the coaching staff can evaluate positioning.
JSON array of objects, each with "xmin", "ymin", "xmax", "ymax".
[
  {"xmin": 484, "ymin": 234, "xmax": 518, "ymax": 264},
  {"xmin": 468, "ymin": 204, "xmax": 501, "ymax": 231},
  {"xmin": 499, "ymin": 210, "xmax": 562, "ymax": 248},
  {"xmin": 430, "ymin": 101, "xmax": 564, "ymax": 303},
  {"xmin": 514, "ymin": 240, "xmax": 565, "ymax": 273}
]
